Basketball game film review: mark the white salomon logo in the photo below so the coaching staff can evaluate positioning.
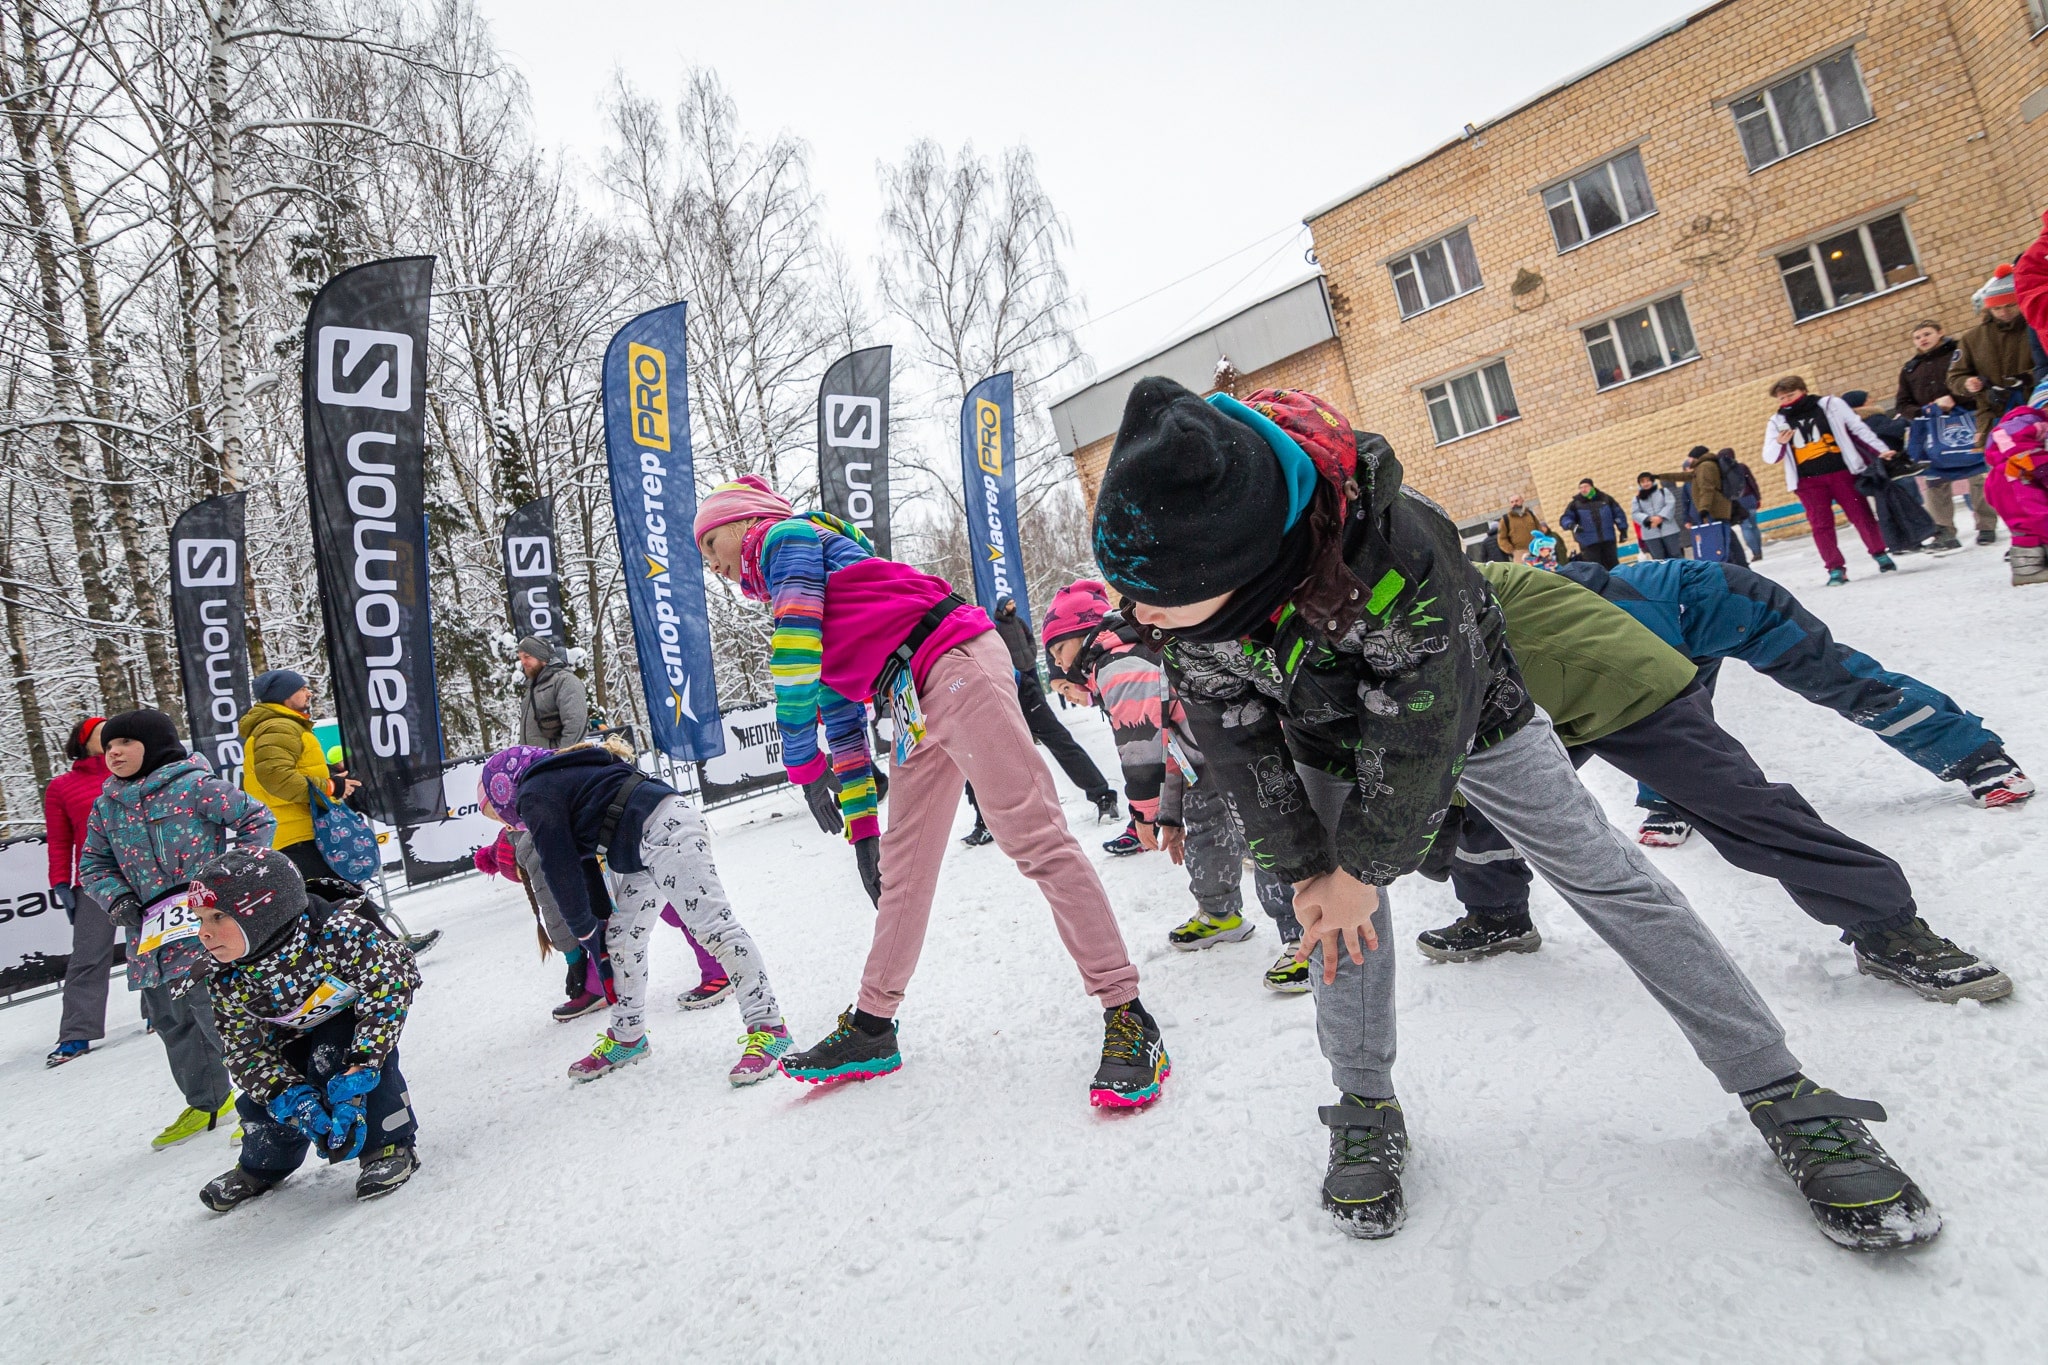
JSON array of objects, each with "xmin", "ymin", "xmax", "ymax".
[
  {"xmin": 824, "ymin": 394, "xmax": 881, "ymax": 449},
  {"xmin": 506, "ymin": 536, "xmax": 552, "ymax": 577},
  {"xmin": 316, "ymin": 326, "xmax": 412, "ymax": 410},
  {"xmin": 176, "ymin": 539, "xmax": 237, "ymax": 587}
]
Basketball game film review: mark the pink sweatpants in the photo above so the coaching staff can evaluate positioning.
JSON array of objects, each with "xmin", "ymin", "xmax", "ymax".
[
  {"xmin": 1984, "ymin": 465, "xmax": 2048, "ymax": 547},
  {"xmin": 858, "ymin": 632, "xmax": 1140, "ymax": 1017},
  {"xmin": 1793, "ymin": 469, "xmax": 1887, "ymax": 570}
]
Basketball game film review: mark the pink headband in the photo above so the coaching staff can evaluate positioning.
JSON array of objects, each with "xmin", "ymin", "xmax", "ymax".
[{"xmin": 693, "ymin": 474, "xmax": 793, "ymax": 544}]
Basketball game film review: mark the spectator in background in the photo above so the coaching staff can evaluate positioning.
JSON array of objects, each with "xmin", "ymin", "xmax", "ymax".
[
  {"xmin": 42, "ymin": 716, "xmax": 112, "ymax": 1068},
  {"xmin": 1718, "ymin": 447, "xmax": 1766, "ymax": 561},
  {"xmin": 1762, "ymin": 377, "xmax": 1894, "ymax": 586},
  {"xmin": 1494, "ymin": 494, "xmax": 1550, "ymax": 562},
  {"xmin": 237, "ymin": 671, "xmax": 357, "ymax": 889},
  {"xmin": 1894, "ymin": 321, "xmax": 1959, "ymax": 421},
  {"xmin": 1632, "ymin": 472, "xmax": 1685, "ymax": 560},
  {"xmin": 1844, "ymin": 391, "xmax": 1939, "ymax": 556},
  {"xmin": 1657, "ymin": 448, "xmax": 1749, "ymax": 567},
  {"xmin": 1558, "ymin": 477, "xmax": 1629, "ymax": 568},
  {"xmin": 1946, "ymin": 267, "xmax": 2033, "ymax": 545}
]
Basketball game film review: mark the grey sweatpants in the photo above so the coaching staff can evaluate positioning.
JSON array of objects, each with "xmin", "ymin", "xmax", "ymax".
[
  {"xmin": 513, "ymin": 829, "xmax": 579, "ymax": 952},
  {"xmin": 141, "ymin": 976, "xmax": 231, "ymax": 1112},
  {"xmin": 1300, "ymin": 709, "xmax": 1797, "ymax": 1100},
  {"xmin": 57, "ymin": 891, "xmax": 116, "ymax": 1043},
  {"xmin": 611, "ymin": 796, "xmax": 780, "ymax": 1039},
  {"xmin": 1181, "ymin": 784, "xmax": 1300, "ymax": 939}
]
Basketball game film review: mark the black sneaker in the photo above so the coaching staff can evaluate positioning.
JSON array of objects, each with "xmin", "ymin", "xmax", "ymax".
[
  {"xmin": 1093, "ymin": 791, "xmax": 1122, "ymax": 823},
  {"xmin": 356, "ymin": 1144, "xmax": 420, "ymax": 1200},
  {"xmin": 1102, "ymin": 821, "xmax": 1145, "ymax": 856},
  {"xmin": 1319, "ymin": 1096, "xmax": 1408, "ymax": 1238},
  {"xmin": 1090, "ymin": 1003, "xmax": 1167, "ymax": 1108},
  {"xmin": 1977, "ymin": 530, "xmax": 1997, "ymax": 546},
  {"xmin": 1263, "ymin": 945, "xmax": 1311, "ymax": 994},
  {"xmin": 1636, "ymin": 809, "xmax": 1692, "ymax": 846},
  {"xmin": 1843, "ymin": 917, "xmax": 2013, "ymax": 1003},
  {"xmin": 404, "ymin": 930, "xmax": 443, "ymax": 957},
  {"xmin": 781, "ymin": 1009, "xmax": 903, "ymax": 1085},
  {"xmin": 1415, "ymin": 912, "xmax": 1541, "ymax": 963},
  {"xmin": 1933, "ymin": 535, "xmax": 1963, "ymax": 552},
  {"xmin": 200, "ymin": 1166, "xmax": 277, "ymax": 1213},
  {"xmin": 1746, "ymin": 1081, "xmax": 1939, "ymax": 1250},
  {"xmin": 959, "ymin": 820, "xmax": 994, "ymax": 847}
]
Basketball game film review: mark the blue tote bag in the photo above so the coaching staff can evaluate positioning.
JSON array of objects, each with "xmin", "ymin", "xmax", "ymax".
[{"xmin": 308, "ymin": 780, "xmax": 382, "ymax": 884}]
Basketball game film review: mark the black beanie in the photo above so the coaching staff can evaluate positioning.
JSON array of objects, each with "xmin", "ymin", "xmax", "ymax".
[
  {"xmin": 190, "ymin": 847, "xmax": 309, "ymax": 961},
  {"xmin": 1092, "ymin": 376, "xmax": 1290, "ymax": 606},
  {"xmin": 100, "ymin": 709, "xmax": 186, "ymax": 780}
]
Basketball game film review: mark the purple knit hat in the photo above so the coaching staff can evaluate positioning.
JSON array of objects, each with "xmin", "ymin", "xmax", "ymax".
[{"xmin": 478, "ymin": 745, "xmax": 554, "ymax": 829}]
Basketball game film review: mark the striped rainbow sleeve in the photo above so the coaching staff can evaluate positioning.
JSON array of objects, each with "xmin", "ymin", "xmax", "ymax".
[
  {"xmin": 762, "ymin": 519, "xmax": 831, "ymax": 784},
  {"xmin": 821, "ymin": 687, "xmax": 880, "ymax": 842}
]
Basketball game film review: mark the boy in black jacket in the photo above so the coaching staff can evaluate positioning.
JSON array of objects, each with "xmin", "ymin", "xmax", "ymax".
[{"xmin": 190, "ymin": 848, "xmax": 421, "ymax": 1211}]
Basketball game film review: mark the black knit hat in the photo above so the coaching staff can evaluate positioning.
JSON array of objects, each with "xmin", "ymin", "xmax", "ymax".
[
  {"xmin": 190, "ymin": 847, "xmax": 309, "ymax": 961},
  {"xmin": 100, "ymin": 708, "xmax": 186, "ymax": 780},
  {"xmin": 1092, "ymin": 376, "xmax": 1290, "ymax": 606}
]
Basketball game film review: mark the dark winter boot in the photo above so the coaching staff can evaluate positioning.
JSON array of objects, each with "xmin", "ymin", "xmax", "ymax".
[
  {"xmin": 1964, "ymin": 753, "xmax": 2035, "ymax": 808},
  {"xmin": 200, "ymin": 1166, "xmax": 278, "ymax": 1214},
  {"xmin": 959, "ymin": 819, "xmax": 994, "ymax": 847},
  {"xmin": 1318, "ymin": 1096, "xmax": 1408, "ymax": 1239},
  {"xmin": 781, "ymin": 1009, "xmax": 903, "ymax": 1085},
  {"xmin": 1744, "ymin": 1078, "xmax": 1939, "ymax": 1250},
  {"xmin": 1090, "ymin": 1001, "xmax": 1167, "ymax": 1108},
  {"xmin": 1842, "ymin": 917, "xmax": 2013, "ymax": 1003},
  {"xmin": 355, "ymin": 1144, "xmax": 420, "ymax": 1201},
  {"xmin": 1093, "ymin": 791, "xmax": 1122, "ymax": 823},
  {"xmin": 1415, "ymin": 910, "xmax": 1541, "ymax": 963},
  {"xmin": 1636, "ymin": 805, "xmax": 1693, "ymax": 847},
  {"xmin": 1102, "ymin": 821, "xmax": 1145, "ymax": 856}
]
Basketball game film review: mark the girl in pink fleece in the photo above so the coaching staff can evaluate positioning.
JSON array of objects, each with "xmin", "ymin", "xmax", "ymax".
[{"xmin": 694, "ymin": 476, "xmax": 1164, "ymax": 1108}]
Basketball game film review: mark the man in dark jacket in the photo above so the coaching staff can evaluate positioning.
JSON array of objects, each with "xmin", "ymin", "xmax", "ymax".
[
  {"xmin": 1657, "ymin": 448, "xmax": 1751, "ymax": 565},
  {"xmin": 989, "ymin": 598, "xmax": 1117, "ymax": 822},
  {"xmin": 1091, "ymin": 378, "xmax": 1934, "ymax": 1251},
  {"xmin": 1557, "ymin": 478, "xmax": 1628, "ymax": 567},
  {"xmin": 1894, "ymin": 321, "xmax": 1959, "ymax": 419}
]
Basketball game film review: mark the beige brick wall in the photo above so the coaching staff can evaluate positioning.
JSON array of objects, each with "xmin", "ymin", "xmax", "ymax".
[{"xmin": 1307, "ymin": 0, "xmax": 2043, "ymax": 528}]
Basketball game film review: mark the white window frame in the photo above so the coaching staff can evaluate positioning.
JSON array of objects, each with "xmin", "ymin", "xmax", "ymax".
[
  {"xmin": 2031, "ymin": 0, "xmax": 2047, "ymax": 39},
  {"xmin": 1581, "ymin": 293, "xmax": 1700, "ymax": 391},
  {"xmin": 1422, "ymin": 359, "xmax": 1519, "ymax": 446},
  {"xmin": 1387, "ymin": 227, "xmax": 1482, "ymax": 320},
  {"xmin": 1541, "ymin": 148, "xmax": 1656, "ymax": 253},
  {"xmin": 1775, "ymin": 212, "xmax": 1925, "ymax": 323},
  {"xmin": 1730, "ymin": 48, "xmax": 1875, "ymax": 171}
]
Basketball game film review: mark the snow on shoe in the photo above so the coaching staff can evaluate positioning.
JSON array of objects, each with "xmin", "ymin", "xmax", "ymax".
[
  {"xmin": 567, "ymin": 1030, "xmax": 649, "ymax": 1082},
  {"xmin": 200, "ymin": 1167, "xmax": 277, "ymax": 1214},
  {"xmin": 1746, "ymin": 1081, "xmax": 1940, "ymax": 1251},
  {"xmin": 677, "ymin": 977, "xmax": 733, "ymax": 1011},
  {"xmin": 44, "ymin": 1040, "xmax": 90, "ymax": 1068},
  {"xmin": 1843, "ymin": 917, "xmax": 2014, "ymax": 1003},
  {"xmin": 355, "ymin": 1144, "xmax": 420, "ymax": 1201},
  {"xmin": 728, "ymin": 1025, "xmax": 792, "ymax": 1086},
  {"xmin": 1167, "ymin": 910, "xmax": 1255, "ymax": 950},
  {"xmin": 780, "ymin": 1010, "xmax": 902, "ymax": 1085},
  {"xmin": 1089, "ymin": 1003, "xmax": 1167, "ymax": 1109},
  {"xmin": 1415, "ymin": 912, "xmax": 1542, "ymax": 964},
  {"xmin": 1319, "ymin": 1097, "xmax": 1408, "ymax": 1239}
]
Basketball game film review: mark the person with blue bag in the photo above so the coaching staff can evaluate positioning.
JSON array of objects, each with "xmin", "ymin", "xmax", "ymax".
[
  {"xmin": 79, "ymin": 709, "xmax": 274, "ymax": 1150},
  {"xmin": 1902, "ymin": 324, "xmax": 1995, "ymax": 552},
  {"xmin": 188, "ymin": 847, "xmax": 422, "ymax": 1211},
  {"xmin": 237, "ymin": 670, "xmax": 360, "ymax": 887}
]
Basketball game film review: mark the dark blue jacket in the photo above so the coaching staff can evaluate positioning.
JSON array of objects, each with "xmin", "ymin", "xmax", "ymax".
[
  {"xmin": 1558, "ymin": 491, "xmax": 1629, "ymax": 547},
  {"xmin": 515, "ymin": 747, "xmax": 676, "ymax": 940}
]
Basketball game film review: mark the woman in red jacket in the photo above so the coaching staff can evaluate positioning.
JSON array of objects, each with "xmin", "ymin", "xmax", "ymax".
[{"xmin": 43, "ymin": 716, "xmax": 114, "ymax": 1066}]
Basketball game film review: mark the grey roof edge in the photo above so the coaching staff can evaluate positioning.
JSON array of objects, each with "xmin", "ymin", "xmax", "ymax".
[{"xmin": 1301, "ymin": 1, "xmax": 1734, "ymax": 224}]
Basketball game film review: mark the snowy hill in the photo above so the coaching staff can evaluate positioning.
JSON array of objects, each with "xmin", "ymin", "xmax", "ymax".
[{"xmin": 3, "ymin": 537, "xmax": 2042, "ymax": 1362}]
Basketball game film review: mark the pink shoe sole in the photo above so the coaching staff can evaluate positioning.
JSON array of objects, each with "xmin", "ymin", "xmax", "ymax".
[{"xmin": 1090, "ymin": 1062, "xmax": 1171, "ymax": 1109}]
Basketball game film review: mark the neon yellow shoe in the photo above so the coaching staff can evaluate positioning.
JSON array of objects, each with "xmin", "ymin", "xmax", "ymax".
[
  {"xmin": 1168, "ymin": 910, "xmax": 1255, "ymax": 951},
  {"xmin": 152, "ymin": 1095, "xmax": 236, "ymax": 1150}
]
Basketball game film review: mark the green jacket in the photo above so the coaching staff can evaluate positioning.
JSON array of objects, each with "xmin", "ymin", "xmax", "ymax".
[{"xmin": 1477, "ymin": 563, "xmax": 1696, "ymax": 746}]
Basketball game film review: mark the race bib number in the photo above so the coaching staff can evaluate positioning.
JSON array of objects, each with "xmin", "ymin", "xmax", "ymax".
[
  {"xmin": 260, "ymin": 975, "xmax": 362, "ymax": 1030},
  {"xmin": 888, "ymin": 667, "xmax": 926, "ymax": 766},
  {"xmin": 136, "ymin": 890, "xmax": 200, "ymax": 957},
  {"xmin": 1164, "ymin": 733, "xmax": 1199, "ymax": 786}
]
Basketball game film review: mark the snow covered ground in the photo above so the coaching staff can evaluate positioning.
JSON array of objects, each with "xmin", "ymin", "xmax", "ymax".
[{"xmin": 3, "ymin": 536, "xmax": 2043, "ymax": 1363}]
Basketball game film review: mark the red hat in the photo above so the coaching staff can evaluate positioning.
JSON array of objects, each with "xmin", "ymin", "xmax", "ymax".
[{"xmin": 1042, "ymin": 579, "xmax": 1113, "ymax": 651}]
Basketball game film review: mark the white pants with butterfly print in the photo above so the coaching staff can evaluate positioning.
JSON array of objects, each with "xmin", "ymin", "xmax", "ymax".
[{"xmin": 609, "ymin": 795, "xmax": 782, "ymax": 1041}]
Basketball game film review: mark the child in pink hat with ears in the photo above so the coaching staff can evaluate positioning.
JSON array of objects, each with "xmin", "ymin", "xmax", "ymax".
[{"xmin": 693, "ymin": 475, "xmax": 1166, "ymax": 1108}]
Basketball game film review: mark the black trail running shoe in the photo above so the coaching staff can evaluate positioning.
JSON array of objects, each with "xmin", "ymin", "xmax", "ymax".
[
  {"xmin": 1843, "ymin": 917, "xmax": 2013, "ymax": 1003},
  {"xmin": 1747, "ymin": 1082, "xmax": 1939, "ymax": 1250},
  {"xmin": 200, "ymin": 1166, "xmax": 277, "ymax": 1214},
  {"xmin": 781, "ymin": 1009, "xmax": 903, "ymax": 1085},
  {"xmin": 1090, "ymin": 1003, "xmax": 1167, "ymax": 1108},
  {"xmin": 356, "ymin": 1144, "xmax": 420, "ymax": 1201},
  {"xmin": 1319, "ymin": 1096, "xmax": 1408, "ymax": 1239},
  {"xmin": 1415, "ymin": 912, "xmax": 1541, "ymax": 964}
]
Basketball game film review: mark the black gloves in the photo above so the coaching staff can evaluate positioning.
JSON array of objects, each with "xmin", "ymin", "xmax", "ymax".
[
  {"xmin": 802, "ymin": 776, "xmax": 843, "ymax": 835},
  {"xmin": 50, "ymin": 885, "xmax": 76, "ymax": 921},
  {"xmin": 855, "ymin": 838, "xmax": 883, "ymax": 907},
  {"xmin": 107, "ymin": 894, "xmax": 143, "ymax": 935}
]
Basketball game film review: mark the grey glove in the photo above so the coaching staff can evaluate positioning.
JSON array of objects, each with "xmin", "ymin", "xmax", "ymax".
[{"xmin": 802, "ymin": 777, "xmax": 843, "ymax": 836}]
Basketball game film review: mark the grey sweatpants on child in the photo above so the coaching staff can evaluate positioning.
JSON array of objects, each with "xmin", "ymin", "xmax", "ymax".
[
  {"xmin": 1181, "ymin": 784, "xmax": 1300, "ymax": 940},
  {"xmin": 608, "ymin": 796, "xmax": 780, "ymax": 1041},
  {"xmin": 1300, "ymin": 709, "xmax": 1798, "ymax": 1101}
]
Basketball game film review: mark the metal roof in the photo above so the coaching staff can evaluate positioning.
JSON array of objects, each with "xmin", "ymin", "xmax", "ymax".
[{"xmin": 1049, "ymin": 272, "xmax": 1336, "ymax": 455}]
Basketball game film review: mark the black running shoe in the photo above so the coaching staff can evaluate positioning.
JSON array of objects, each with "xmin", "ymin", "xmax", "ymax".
[
  {"xmin": 1747, "ymin": 1081, "xmax": 1940, "ymax": 1250},
  {"xmin": 1090, "ymin": 1003, "xmax": 1167, "ymax": 1108},
  {"xmin": 1978, "ymin": 530, "xmax": 1997, "ymax": 546},
  {"xmin": 1102, "ymin": 821, "xmax": 1145, "ymax": 856},
  {"xmin": 404, "ymin": 930, "xmax": 443, "ymax": 957},
  {"xmin": 781, "ymin": 1009, "xmax": 903, "ymax": 1085},
  {"xmin": 1415, "ymin": 912, "xmax": 1541, "ymax": 963},
  {"xmin": 959, "ymin": 821, "xmax": 994, "ymax": 847},
  {"xmin": 1843, "ymin": 917, "xmax": 2013, "ymax": 1003},
  {"xmin": 1319, "ymin": 1096, "xmax": 1408, "ymax": 1238},
  {"xmin": 1093, "ymin": 791, "xmax": 1122, "ymax": 823},
  {"xmin": 200, "ymin": 1166, "xmax": 277, "ymax": 1213},
  {"xmin": 356, "ymin": 1144, "xmax": 420, "ymax": 1201}
]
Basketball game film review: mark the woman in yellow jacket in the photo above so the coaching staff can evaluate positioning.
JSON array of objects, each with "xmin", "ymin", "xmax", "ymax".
[{"xmin": 237, "ymin": 670, "xmax": 359, "ymax": 884}]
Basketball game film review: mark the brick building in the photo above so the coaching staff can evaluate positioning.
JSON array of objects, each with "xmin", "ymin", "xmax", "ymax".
[{"xmin": 1058, "ymin": 0, "xmax": 2048, "ymax": 533}]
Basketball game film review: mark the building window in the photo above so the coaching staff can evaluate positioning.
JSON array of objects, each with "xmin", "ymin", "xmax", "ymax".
[
  {"xmin": 1731, "ymin": 50, "xmax": 1874, "ymax": 170},
  {"xmin": 1776, "ymin": 212, "xmax": 1922, "ymax": 321},
  {"xmin": 1543, "ymin": 149, "xmax": 1655, "ymax": 252},
  {"xmin": 1424, "ymin": 360, "xmax": 1519, "ymax": 444},
  {"xmin": 2032, "ymin": 0, "xmax": 2047, "ymax": 37},
  {"xmin": 1582, "ymin": 295, "xmax": 1699, "ymax": 389},
  {"xmin": 1389, "ymin": 227, "xmax": 1482, "ymax": 319}
]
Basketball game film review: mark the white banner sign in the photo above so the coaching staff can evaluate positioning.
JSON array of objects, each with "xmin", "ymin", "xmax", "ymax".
[
  {"xmin": 699, "ymin": 703, "xmax": 781, "ymax": 797},
  {"xmin": 1, "ymin": 836, "xmax": 71, "ymax": 992}
]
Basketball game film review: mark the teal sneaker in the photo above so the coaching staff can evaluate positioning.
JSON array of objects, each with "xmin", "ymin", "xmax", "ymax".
[{"xmin": 567, "ymin": 1029, "xmax": 650, "ymax": 1083}]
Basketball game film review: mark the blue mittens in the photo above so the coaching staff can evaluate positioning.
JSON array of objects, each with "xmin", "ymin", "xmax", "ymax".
[
  {"xmin": 267, "ymin": 1084, "xmax": 332, "ymax": 1143},
  {"xmin": 323, "ymin": 1068, "xmax": 380, "ymax": 1161}
]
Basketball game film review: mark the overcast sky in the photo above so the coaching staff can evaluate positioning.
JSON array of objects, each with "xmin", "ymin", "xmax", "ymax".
[{"xmin": 474, "ymin": 0, "xmax": 1707, "ymax": 387}]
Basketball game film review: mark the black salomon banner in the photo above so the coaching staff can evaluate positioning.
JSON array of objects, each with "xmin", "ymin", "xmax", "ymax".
[
  {"xmin": 501, "ymin": 495, "xmax": 567, "ymax": 648},
  {"xmin": 302, "ymin": 256, "xmax": 445, "ymax": 825},
  {"xmin": 817, "ymin": 345, "xmax": 892, "ymax": 559},
  {"xmin": 169, "ymin": 492, "xmax": 252, "ymax": 785}
]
